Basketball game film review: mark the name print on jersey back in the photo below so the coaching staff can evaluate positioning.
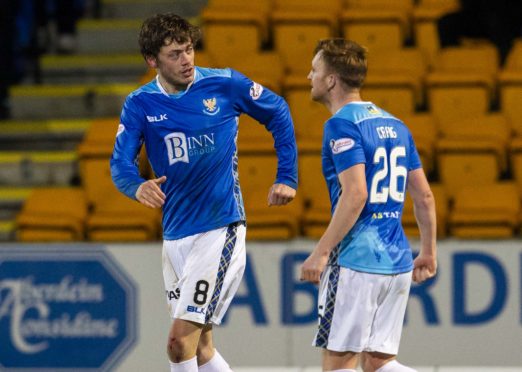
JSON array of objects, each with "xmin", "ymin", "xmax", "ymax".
[{"xmin": 376, "ymin": 126, "xmax": 397, "ymax": 139}]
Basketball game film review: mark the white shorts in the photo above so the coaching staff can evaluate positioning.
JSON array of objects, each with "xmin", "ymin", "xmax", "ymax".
[
  {"xmin": 162, "ymin": 222, "xmax": 246, "ymax": 325},
  {"xmin": 314, "ymin": 264, "xmax": 412, "ymax": 355}
]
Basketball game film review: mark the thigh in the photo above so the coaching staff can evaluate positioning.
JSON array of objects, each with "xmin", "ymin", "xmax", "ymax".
[
  {"xmin": 206, "ymin": 222, "xmax": 246, "ymax": 325},
  {"xmin": 162, "ymin": 222, "xmax": 246, "ymax": 325},
  {"xmin": 315, "ymin": 267, "xmax": 389, "ymax": 353},
  {"xmin": 366, "ymin": 271, "xmax": 412, "ymax": 355}
]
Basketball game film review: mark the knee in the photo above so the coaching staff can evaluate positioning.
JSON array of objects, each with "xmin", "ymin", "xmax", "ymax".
[{"xmin": 167, "ymin": 335, "xmax": 191, "ymax": 362}]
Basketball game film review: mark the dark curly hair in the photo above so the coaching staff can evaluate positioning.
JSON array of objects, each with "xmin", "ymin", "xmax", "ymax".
[
  {"xmin": 139, "ymin": 13, "xmax": 201, "ymax": 59},
  {"xmin": 314, "ymin": 38, "xmax": 367, "ymax": 89}
]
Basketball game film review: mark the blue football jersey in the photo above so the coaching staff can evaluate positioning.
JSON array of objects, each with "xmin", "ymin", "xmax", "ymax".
[
  {"xmin": 322, "ymin": 102, "xmax": 422, "ymax": 274},
  {"xmin": 111, "ymin": 67, "xmax": 298, "ymax": 240}
]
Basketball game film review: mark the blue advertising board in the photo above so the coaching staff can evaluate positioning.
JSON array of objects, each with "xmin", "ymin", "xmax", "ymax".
[{"xmin": 0, "ymin": 246, "xmax": 137, "ymax": 371}]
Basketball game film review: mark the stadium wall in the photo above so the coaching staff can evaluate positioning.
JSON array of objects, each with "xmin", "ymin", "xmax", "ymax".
[{"xmin": 0, "ymin": 240, "xmax": 521, "ymax": 371}]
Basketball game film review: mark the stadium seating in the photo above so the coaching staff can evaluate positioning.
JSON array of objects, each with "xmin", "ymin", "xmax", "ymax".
[
  {"xmin": 86, "ymin": 194, "xmax": 161, "ymax": 241},
  {"xmin": 299, "ymin": 154, "xmax": 331, "ymax": 238},
  {"xmin": 436, "ymin": 114, "xmax": 510, "ymax": 178},
  {"xmin": 361, "ymin": 87, "xmax": 415, "ymax": 117},
  {"xmin": 271, "ymin": 0, "xmax": 339, "ymax": 76},
  {"xmin": 211, "ymin": 52, "xmax": 285, "ymax": 93},
  {"xmin": 284, "ymin": 86, "xmax": 330, "ymax": 153},
  {"xmin": 0, "ymin": 187, "xmax": 33, "ymax": 241},
  {"xmin": 436, "ymin": 116, "xmax": 506, "ymax": 200},
  {"xmin": 77, "ymin": 19, "xmax": 142, "ymax": 54},
  {"xmin": 201, "ymin": 0, "xmax": 271, "ymax": 56},
  {"xmin": 402, "ymin": 113, "xmax": 438, "ymax": 174},
  {"xmin": 412, "ymin": 0, "xmax": 460, "ymax": 65},
  {"xmin": 341, "ymin": 0, "xmax": 414, "ymax": 51},
  {"xmin": 16, "ymin": 187, "xmax": 87, "ymax": 241},
  {"xmin": 7, "ymin": 0, "xmax": 522, "ymax": 241},
  {"xmin": 365, "ymin": 48, "xmax": 428, "ymax": 108},
  {"xmin": 10, "ymin": 83, "xmax": 138, "ymax": 120},
  {"xmin": 237, "ymin": 115, "xmax": 277, "ymax": 154},
  {"xmin": 449, "ymin": 182, "xmax": 520, "ymax": 238},
  {"xmin": 0, "ymin": 151, "xmax": 77, "ymax": 186},
  {"xmin": 507, "ymin": 85, "xmax": 522, "ymax": 196},
  {"xmin": 425, "ymin": 45, "xmax": 499, "ymax": 121},
  {"xmin": 82, "ymin": 158, "xmax": 161, "ymax": 241},
  {"xmin": 361, "ymin": 47, "xmax": 427, "ymax": 115},
  {"xmin": 238, "ymin": 154, "xmax": 302, "ymax": 240},
  {"xmin": 40, "ymin": 54, "xmax": 147, "ymax": 84},
  {"xmin": 402, "ymin": 183, "xmax": 448, "ymax": 238},
  {"xmin": 77, "ymin": 118, "xmax": 119, "ymax": 158},
  {"xmin": 498, "ymin": 41, "xmax": 522, "ymax": 173}
]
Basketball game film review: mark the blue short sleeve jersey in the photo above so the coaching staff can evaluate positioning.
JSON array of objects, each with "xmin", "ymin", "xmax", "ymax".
[
  {"xmin": 111, "ymin": 67, "xmax": 298, "ymax": 240},
  {"xmin": 322, "ymin": 102, "xmax": 422, "ymax": 274}
]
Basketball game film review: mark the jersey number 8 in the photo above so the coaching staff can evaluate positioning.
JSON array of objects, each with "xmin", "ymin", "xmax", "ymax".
[{"xmin": 370, "ymin": 146, "xmax": 407, "ymax": 203}]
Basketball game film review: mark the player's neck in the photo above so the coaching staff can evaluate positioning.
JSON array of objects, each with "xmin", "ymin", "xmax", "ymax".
[
  {"xmin": 157, "ymin": 74, "xmax": 190, "ymax": 94},
  {"xmin": 328, "ymin": 90, "xmax": 362, "ymax": 114}
]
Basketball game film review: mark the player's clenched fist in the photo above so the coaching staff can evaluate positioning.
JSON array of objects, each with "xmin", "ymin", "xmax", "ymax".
[
  {"xmin": 136, "ymin": 176, "xmax": 167, "ymax": 208},
  {"xmin": 412, "ymin": 253, "xmax": 437, "ymax": 283},
  {"xmin": 268, "ymin": 183, "xmax": 296, "ymax": 206}
]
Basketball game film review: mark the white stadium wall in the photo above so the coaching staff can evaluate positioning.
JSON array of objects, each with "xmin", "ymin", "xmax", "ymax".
[{"xmin": 0, "ymin": 240, "xmax": 521, "ymax": 371}]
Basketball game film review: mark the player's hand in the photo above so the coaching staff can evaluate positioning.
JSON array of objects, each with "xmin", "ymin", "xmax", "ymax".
[
  {"xmin": 268, "ymin": 183, "xmax": 296, "ymax": 206},
  {"xmin": 412, "ymin": 253, "xmax": 437, "ymax": 283},
  {"xmin": 300, "ymin": 250, "xmax": 329, "ymax": 284},
  {"xmin": 135, "ymin": 176, "xmax": 167, "ymax": 208}
]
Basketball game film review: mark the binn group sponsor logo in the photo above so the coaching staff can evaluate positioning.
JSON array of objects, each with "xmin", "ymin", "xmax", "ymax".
[
  {"xmin": 164, "ymin": 131, "xmax": 216, "ymax": 165},
  {"xmin": 0, "ymin": 247, "xmax": 137, "ymax": 371}
]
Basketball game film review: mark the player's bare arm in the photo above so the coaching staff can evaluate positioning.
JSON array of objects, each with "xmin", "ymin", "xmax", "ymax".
[
  {"xmin": 407, "ymin": 168, "xmax": 437, "ymax": 283},
  {"xmin": 268, "ymin": 183, "xmax": 296, "ymax": 206},
  {"xmin": 301, "ymin": 164, "xmax": 367, "ymax": 284},
  {"xmin": 135, "ymin": 175, "xmax": 167, "ymax": 208}
]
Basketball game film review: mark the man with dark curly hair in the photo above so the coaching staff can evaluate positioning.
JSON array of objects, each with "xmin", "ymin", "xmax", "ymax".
[{"xmin": 111, "ymin": 13, "xmax": 298, "ymax": 372}]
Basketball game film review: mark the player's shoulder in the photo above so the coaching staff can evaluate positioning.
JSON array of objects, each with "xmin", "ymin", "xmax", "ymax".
[
  {"xmin": 195, "ymin": 66, "xmax": 232, "ymax": 80},
  {"xmin": 127, "ymin": 78, "xmax": 162, "ymax": 100},
  {"xmin": 334, "ymin": 101, "xmax": 402, "ymax": 124}
]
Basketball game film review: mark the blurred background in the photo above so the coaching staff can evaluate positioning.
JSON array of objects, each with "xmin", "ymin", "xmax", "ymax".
[{"xmin": 0, "ymin": 0, "xmax": 521, "ymax": 371}]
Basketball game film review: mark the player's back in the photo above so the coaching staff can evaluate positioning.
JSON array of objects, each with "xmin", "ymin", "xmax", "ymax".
[{"xmin": 324, "ymin": 102, "xmax": 422, "ymax": 274}]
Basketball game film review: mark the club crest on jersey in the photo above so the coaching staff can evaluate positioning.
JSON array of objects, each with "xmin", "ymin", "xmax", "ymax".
[
  {"xmin": 202, "ymin": 98, "xmax": 220, "ymax": 116},
  {"xmin": 366, "ymin": 105, "xmax": 380, "ymax": 115},
  {"xmin": 249, "ymin": 82, "xmax": 263, "ymax": 100},
  {"xmin": 330, "ymin": 138, "xmax": 355, "ymax": 154}
]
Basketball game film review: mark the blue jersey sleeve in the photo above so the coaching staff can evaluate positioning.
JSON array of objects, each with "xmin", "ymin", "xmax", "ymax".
[
  {"xmin": 230, "ymin": 69, "xmax": 298, "ymax": 189},
  {"xmin": 324, "ymin": 118, "xmax": 366, "ymax": 174},
  {"xmin": 408, "ymin": 131, "xmax": 422, "ymax": 171},
  {"xmin": 110, "ymin": 96, "xmax": 147, "ymax": 200}
]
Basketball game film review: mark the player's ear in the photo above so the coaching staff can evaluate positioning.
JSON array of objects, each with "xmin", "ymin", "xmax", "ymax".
[
  {"xmin": 327, "ymin": 74, "xmax": 336, "ymax": 90},
  {"xmin": 145, "ymin": 55, "xmax": 158, "ymax": 69}
]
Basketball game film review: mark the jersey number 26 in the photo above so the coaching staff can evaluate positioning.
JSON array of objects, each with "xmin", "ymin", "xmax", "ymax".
[{"xmin": 370, "ymin": 146, "xmax": 407, "ymax": 203}]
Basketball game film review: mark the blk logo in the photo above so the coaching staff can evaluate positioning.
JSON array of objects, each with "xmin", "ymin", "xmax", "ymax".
[{"xmin": 147, "ymin": 114, "xmax": 168, "ymax": 122}]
